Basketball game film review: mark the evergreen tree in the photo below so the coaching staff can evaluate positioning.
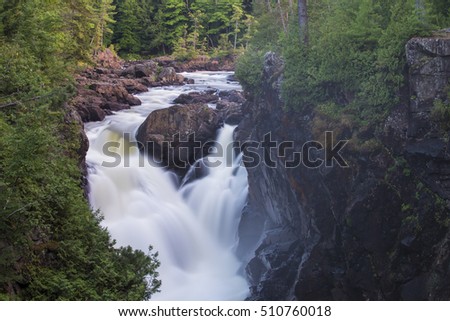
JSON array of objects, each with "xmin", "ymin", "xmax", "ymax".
[
  {"xmin": 0, "ymin": 0, "xmax": 161, "ymax": 300},
  {"xmin": 112, "ymin": 0, "xmax": 142, "ymax": 55},
  {"xmin": 91, "ymin": 0, "xmax": 116, "ymax": 52}
]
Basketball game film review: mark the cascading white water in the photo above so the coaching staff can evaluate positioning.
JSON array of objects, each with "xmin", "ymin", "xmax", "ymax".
[{"xmin": 85, "ymin": 72, "xmax": 249, "ymax": 300}]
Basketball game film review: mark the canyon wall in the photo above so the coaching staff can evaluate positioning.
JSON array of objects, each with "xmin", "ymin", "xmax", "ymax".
[{"xmin": 237, "ymin": 34, "xmax": 450, "ymax": 300}]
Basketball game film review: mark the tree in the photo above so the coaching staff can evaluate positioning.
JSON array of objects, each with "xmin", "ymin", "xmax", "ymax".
[
  {"xmin": 298, "ymin": 0, "xmax": 308, "ymax": 44},
  {"xmin": 91, "ymin": 0, "xmax": 116, "ymax": 52},
  {"xmin": 112, "ymin": 0, "xmax": 142, "ymax": 55},
  {"xmin": 231, "ymin": 3, "xmax": 244, "ymax": 49},
  {"xmin": 151, "ymin": 0, "xmax": 188, "ymax": 54}
]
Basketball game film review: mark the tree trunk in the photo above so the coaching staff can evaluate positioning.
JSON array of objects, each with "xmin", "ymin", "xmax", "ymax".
[
  {"xmin": 415, "ymin": 0, "xmax": 425, "ymax": 20},
  {"xmin": 277, "ymin": 0, "xmax": 287, "ymax": 33},
  {"xmin": 266, "ymin": 0, "xmax": 272, "ymax": 13},
  {"xmin": 298, "ymin": 0, "xmax": 308, "ymax": 45},
  {"xmin": 234, "ymin": 21, "xmax": 238, "ymax": 49}
]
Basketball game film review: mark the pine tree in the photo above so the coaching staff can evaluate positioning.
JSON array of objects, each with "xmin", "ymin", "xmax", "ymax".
[
  {"xmin": 91, "ymin": 0, "xmax": 116, "ymax": 52},
  {"xmin": 113, "ymin": 0, "xmax": 142, "ymax": 55}
]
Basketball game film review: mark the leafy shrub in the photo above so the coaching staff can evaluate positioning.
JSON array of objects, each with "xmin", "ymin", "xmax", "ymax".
[
  {"xmin": 431, "ymin": 98, "xmax": 450, "ymax": 131},
  {"xmin": 235, "ymin": 49, "xmax": 265, "ymax": 94},
  {"xmin": 0, "ymin": 104, "xmax": 160, "ymax": 300}
]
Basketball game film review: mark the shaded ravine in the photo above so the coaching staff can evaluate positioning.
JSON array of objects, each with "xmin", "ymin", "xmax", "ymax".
[{"xmin": 84, "ymin": 72, "xmax": 250, "ymax": 300}]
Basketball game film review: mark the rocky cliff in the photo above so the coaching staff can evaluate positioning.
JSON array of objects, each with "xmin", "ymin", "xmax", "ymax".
[{"xmin": 237, "ymin": 33, "xmax": 450, "ymax": 300}]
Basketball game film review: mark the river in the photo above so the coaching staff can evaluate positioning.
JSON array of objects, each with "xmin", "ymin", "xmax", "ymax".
[{"xmin": 84, "ymin": 72, "xmax": 249, "ymax": 300}]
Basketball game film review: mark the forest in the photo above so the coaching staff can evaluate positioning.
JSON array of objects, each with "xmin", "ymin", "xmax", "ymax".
[
  {"xmin": 237, "ymin": 0, "xmax": 450, "ymax": 123},
  {"xmin": 1, "ymin": 0, "xmax": 450, "ymax": 300}
]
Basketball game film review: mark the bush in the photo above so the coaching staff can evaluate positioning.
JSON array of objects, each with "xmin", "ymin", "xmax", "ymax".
[
  {"xmin": 431, "ymin": 98, "xmax": 450, "ymax": 131},
  {"xmin": 0, "ymin": 43, "xmax": 47, "ymax": 99},
  {"xmin": 235, "ymin": 49, "xmax": 265, "ymax": 94},
  {"xmin": 0, "ymin": 104, "xmax": 160, "ymax": 300}
]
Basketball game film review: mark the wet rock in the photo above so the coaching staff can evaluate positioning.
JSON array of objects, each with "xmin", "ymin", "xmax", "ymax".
[
  {"xmin": 158, "ymin": 67, "xmax": 178, "ymax": 84},
  {"xmin": 217, "ymin": 101, "xmax": 244, "ymax": 125},
  {"xmin": 77, "ymin": 105, "xmax": 107, "ymax": 122},
  {"xmin": 173, "ymin": 91, "xmax": 218, "ymax": 105},
  {"xmin": 89, "ymin": 83, "xmax": 141, "ymax": 106},
  {"xmin": 237, "ymin": 41, "xmax": 450, "ymax": 301},
  {"xmin": 136, "ymin": 104, "xmax": 221, "ymax": 173},
  {"xmin": 120, "ymin": 78, "xmax": 149, "ymax": 94},
  {"xmin": 218, "ymin": 90, "xmax": 245, "ymax": 104},
  {"xmin": 135, "ymin": 61, "xmax": 158, "ymax": 78},
  {"xmin": 121, "ymin": 61, "xmax": 158, "ymax": 78}
]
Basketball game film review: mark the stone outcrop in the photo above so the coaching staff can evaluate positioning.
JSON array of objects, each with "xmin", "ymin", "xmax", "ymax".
[
  {"xmin": 71, "ymin": 59, "xmax": 190, "ymax": 123},
  {"xmin": 406, "ymin": 34, "xmax": 450, "ymax": 139},
  {"xmin": 173, "ymin": 90, "xmax": 246, "ymax": 125},
  {"xmin": 237, "ymin": 34, "xmax": 450, "ymax": 301},
  {"xmin": 154, "ymin": 55, "xmax": 236, "ymax": 72},
  {"xmin": 173, "ymin": 91, "xmax": 219, "ymax": 105},
  {"xmin": 405, "ymin": 33, "xmax": 450, "ymax": 203},
  {"xmin": 136, "ymin": 103, "xmax": 221, "ymax": 173}
]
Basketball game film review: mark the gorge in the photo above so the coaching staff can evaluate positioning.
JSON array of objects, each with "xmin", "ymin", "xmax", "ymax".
[
  {"xmin": 81, "ymin": 32, "xmax": 450, "ymax": 300},
  {"xmin": 2, "ymin": 0, "xmax": 450, "ymax": 303}
]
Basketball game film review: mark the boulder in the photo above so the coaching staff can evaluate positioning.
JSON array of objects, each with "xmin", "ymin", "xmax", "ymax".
[
  {"xmin": 119, "ymin": 78, "xmax": 149, "ymax": 94},
  {"xmin": 135, "ymin": 61, "xmax": 158, "ymax": 78},
  {"xmin": 218, "ymin": 90, "xmax": 245, "ymax": 104},
  {"xmin": 120, "ymin": 65, "xmax": 136, "ymax": 78},
  {"xmin": 77, "ymin": 105, "xmax": 107, "ymax": 122},
  {"xmin": 121, "ymin": 61, "xmax": 158, "ymax": 78},
  {"xmin": 158, "ymin": 67, "xmax": 178, "ymax": 84},
  {"xmin": 217, "ymin": 100, "xmax": 244, "ymax": 125},
  {"xmin": 173, "ymin": 91, "xmax": 218, "ymax": 105},
  {"xmin": 136, "ymin": 104, "xmax": 221, "ymax": 173},
  {"xmin": 101, "ymin": 102, "xmax": 131, "ymax": 112},
  {"xmin": 89, "ymin": 83, "xmax": 141, "ymax": 106}
]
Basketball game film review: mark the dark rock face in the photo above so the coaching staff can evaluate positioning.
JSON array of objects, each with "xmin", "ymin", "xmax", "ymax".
[
  {"xmin": 405, "ymin": 35, "xmax": 450, "ymax": 203},
  {"xmin": 406, "ymin": 36, "xmax": 450, "ymax": 139},
  {"xmin": 136, "ymin": 104, "xmax": 221, "ymax": 173},
  {"xmin": 237, "ymin": 38, "xmax": 450, "ymax": 301}
]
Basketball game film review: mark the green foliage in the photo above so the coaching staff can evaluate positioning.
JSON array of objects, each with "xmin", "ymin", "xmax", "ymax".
[
  {"xmin": 0, "ymin": 43, "xmax": 47, "ymax": 99},
  {"xmin": 235, "ymin": 49, "xmax": 265, "ymax": 94},
  {"xmin": 0, "ymin": 0, "xmax": 159, "ymax": 300},
  {"xmin": 112, "ymin": 0, "xmax": 144, "ymax": 55},
  {"xmin": 239, "ymin": 0, "xmax": 449, "ymax": 126},
  {"xmin": 112, "ymin": 0, "xmax": 253, "ymax": 57},
  {"xmin": 0, "ymin": 104, "xmax": 160, "ymax": 300},
  {"xmin": 431, "ymin": 95, "xmax": 450, "ymax": 131}
]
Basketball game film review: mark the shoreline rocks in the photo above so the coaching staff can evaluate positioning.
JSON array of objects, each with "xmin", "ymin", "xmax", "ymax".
[{"xmin": 70, "ymin": 59, "xmax": 191, "ymax": 123}]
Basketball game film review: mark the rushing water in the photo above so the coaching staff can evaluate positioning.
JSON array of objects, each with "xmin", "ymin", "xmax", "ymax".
[{"xmin": 85, "ymin": 72, "xmax": 249, "ymax": 300}]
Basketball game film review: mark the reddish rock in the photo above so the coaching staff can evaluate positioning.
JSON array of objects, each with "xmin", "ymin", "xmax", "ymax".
[
  {"xmin": 173, "ymin": 91, "xmax": 218, "ymax": 105},
  {"xmin": 120, "ymin": 78, "xmax": 149, "ymax": 94}
]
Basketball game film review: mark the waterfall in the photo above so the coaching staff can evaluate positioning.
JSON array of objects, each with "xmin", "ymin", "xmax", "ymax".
[{"xmin": 85, "ymin": 72, "xmax": 249, "ymax": 300}]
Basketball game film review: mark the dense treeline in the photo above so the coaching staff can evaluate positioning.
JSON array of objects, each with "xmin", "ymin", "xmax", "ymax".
[
  {"xmin": 237, "ymin": 0, "xmax": 450, "ymax": 124},
  {"xmin": 0, "ymin": 0, "xmax": 160, "ymax": 300},
  {"xmin": 110, "ymin": 0, "xmax": 254, "ymax": 58}
]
